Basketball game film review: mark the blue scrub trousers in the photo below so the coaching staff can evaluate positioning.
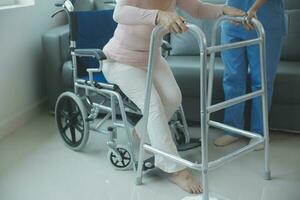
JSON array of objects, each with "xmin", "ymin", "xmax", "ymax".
[
  {"xmin": 221, "ymin": 32, "xmax": 283, "ymax": 135},
  {"xmin": 221, "ymin": 0, "xmax": 286, "ymax": 135}
]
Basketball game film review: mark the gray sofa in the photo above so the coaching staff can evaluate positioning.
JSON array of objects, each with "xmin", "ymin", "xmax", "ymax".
[{"xmin": 42, "ymin": 0, "xmax": 300, "ymax": 132}]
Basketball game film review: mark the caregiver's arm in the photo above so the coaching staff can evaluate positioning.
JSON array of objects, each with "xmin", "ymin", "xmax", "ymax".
[
  {"xmin": 113, "ymin": 0, "xmax": 159, "ymax": 25},
  {"xmin": 176, "ymin": 0, "xmax": 244, "ymax": 19},
  {"xmin": 246, "ymin": 0, "xmax": 267, "ymax": 28}
]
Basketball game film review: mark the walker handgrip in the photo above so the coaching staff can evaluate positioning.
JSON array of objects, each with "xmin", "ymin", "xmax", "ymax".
[{"xmin": 210, "ymin": 15, "xmax": 265, "ymax": 48}]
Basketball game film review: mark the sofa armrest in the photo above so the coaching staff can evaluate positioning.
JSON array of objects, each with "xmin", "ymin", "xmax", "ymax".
[
  {"xmin": 42, "ymin": 25, "xmax": 70, "ymax": 71},
  {"xmin": 42, "ymin": 25, "xmax": 70, "ymax": 111}
]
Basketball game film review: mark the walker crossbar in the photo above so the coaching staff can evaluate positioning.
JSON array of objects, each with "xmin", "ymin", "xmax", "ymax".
[{"xmin": 136, "ymin": 16, "xmax": 270, "ymax": 200}]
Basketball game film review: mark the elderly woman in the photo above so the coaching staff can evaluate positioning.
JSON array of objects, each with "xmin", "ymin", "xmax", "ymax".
[
  {"xmin": 215, "ymin": 0, "xmax": 286, "ymax": 148},
  {"xmin": 102, "ymin": 0, "xmax": 244, "ymax": 194}
]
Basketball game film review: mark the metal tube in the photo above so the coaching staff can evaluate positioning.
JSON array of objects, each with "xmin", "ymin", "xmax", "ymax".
[
  {"xmin": 111, "ymin": 95, "xmax": 116, "ymax": 124},
  {"xmin": 207, "ymin": 38, "xmax": 261, "ymax": 53},
  {"xmin": 114, "ymin": 93, "xmax": 137, "ymax": 172},
  {"xmin": 136, "ymin": 26, "xmax": 167, "ymax": 185},
  {"xmin": 208, "ymin": 90, "xmax": 263, "ymax": 114},
  {"xmin": 143, "ymin": 144, "xmax": 203, "ymax": 170},
  {"xmin": 95, "ymin": 113, "xmax": 112, "ymax": 129},
  {"xmin": 179, "ymin": 105, "xmax": 191, "ymax": 143},
  {"xmin": 208, "ymin": 120, "xmax": 262, "ymax": 139},
  {"xmin": 192, "ymin": 24, "xmax": 210, "ymax": 200},
  {"xmin": 208, "ymin": 139, "xmax": 264, "ymax": 171},
  {"xmin": 113, "ymin": 122, "xmax": 125, "ymax": 128},
  {"xmin": 255, "ymin": 20, "xmax": 271, "ymax": 180},
  {"xmin": 72, "ymin": 53, "xmax": 78, "ymax": 94}
]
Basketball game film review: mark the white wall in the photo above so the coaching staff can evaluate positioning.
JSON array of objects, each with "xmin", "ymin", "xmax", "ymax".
[{"xmin": 0, "ymin": 0, "xmax": 64, "ymax": 137}]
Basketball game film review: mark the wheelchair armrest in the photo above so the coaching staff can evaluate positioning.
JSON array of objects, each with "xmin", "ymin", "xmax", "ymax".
[
  {"xmin": 74, "ymin": 49, "xmax": 107, "ymax": 61},
  {"xmin": 161, "ymin": 40, "xmax": 172, "ymax": 51}
]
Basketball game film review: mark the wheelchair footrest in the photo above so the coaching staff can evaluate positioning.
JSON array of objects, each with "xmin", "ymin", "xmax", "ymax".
[
  {"xmin": 177, "ymin": 138, "xmax": 201, "ymax": 152},
  {"xmin": 136, "ymin": 156, "xmax": 155, "ymax": 171},
  {"xmin": 126, "ymin": 111, "xmax": 143, "ymax": 126}
]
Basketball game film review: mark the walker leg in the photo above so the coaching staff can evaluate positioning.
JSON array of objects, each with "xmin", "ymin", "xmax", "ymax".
[
  {"xmin": 116, "ymin": 94, "xmax": 138, "ymax": 172},
  {"xmin": 259, "ymin": 33, "xmax": 271, "ymax": 181},
  {"xmin": 200, "ymin": 46, "xmax": 209, "ymax": 200},
  {"xmin": 179, "ymin": 105, "xmax": 191, "ymax": 143},
  {"xmin": 135, "ymin": 120, "xmax": 147, "ymax": 185}
]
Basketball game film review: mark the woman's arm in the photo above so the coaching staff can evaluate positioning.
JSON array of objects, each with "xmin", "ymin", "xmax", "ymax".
[
  {"xmin": 176, "ymin": 0, "xmax": 245, "ymax": 19},
  {"xmin": 176, "ymin": 0, "xmax": 224, "ymax": 19},
  {"xmin": 113, "ymin": 0, "xmax": 159, "ymax": 25}
]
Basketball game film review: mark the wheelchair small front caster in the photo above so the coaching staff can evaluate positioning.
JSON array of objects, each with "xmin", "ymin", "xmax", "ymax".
[
  {"xmin": 107, "ymin": 145, "xmax": 133, "ymax": 171},
  {"xmin": 55, "ymin": 92, "xmax": 90, "ymax": 151}
]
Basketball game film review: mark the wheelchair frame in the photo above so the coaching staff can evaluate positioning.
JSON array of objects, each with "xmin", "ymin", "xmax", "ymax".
[
  {"xmin": 136, "ymin": 16, "xmax": 270, "ymax": 200},
  {"xmin": 54, "ymin": 0, "xmax": 198, "ymax": 171}
]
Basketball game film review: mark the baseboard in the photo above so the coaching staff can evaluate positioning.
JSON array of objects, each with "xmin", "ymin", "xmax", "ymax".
[{"xmin": 0, "ymin": 98, "xmax": 47, "ymax": 140}]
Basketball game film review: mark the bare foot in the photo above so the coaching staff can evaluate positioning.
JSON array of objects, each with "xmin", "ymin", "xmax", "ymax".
[
  {"xmin": 168, "ymin": 169, "xmax": 203, "ymax": 194},
  {"xmin": 249, "ymin": 138, "xmax": 264, "ymax": 151},
  {"xmin": 214, "ymin": 135, "xmax": 239, "ymax": 147}
]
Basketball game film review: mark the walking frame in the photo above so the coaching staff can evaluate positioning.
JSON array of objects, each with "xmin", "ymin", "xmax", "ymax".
[{"xmin": 136, "ymin": 16, "xmax": 270, "ymax": 200}]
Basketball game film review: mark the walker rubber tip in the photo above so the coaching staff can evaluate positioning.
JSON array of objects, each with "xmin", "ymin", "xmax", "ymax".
[
  {"xmin": 264, "ymin": 171, "xmax": 271, "ymax": 180},
  {"xmin": 135, "ymin": 178, "xmax": 143, "ymax": 185}
]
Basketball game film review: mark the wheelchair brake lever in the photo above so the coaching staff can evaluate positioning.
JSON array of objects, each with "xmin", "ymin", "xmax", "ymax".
[{"xmin": 54, "ymin": 3, "xmax": 63, "ymax": 7}]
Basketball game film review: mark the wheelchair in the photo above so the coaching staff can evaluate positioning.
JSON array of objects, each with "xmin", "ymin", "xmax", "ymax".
[{"xmin": 53, "ymin": 0, "xmax": 201, "ymax": 171}]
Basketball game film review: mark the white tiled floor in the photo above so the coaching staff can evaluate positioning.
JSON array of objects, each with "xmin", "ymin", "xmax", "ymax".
[{"xmin": 0, "ymin": 112, "xmax": 299, "ymax": 200}]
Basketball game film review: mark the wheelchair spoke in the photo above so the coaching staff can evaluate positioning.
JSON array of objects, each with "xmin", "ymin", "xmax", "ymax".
[
  {"xmin": 70, "ymin": 111, "xmax": 80, "ymax": 121},
  {"xmin": 121, "ymin": 160, "xmax": 126, "ymax": 166},
  {"xmin": 60, "ymin": 111, "xmax": 70, "ymax": 119},
  {"xmin": 62, "ymin": 123, "xmax": 71, "ymax": 132},
  {"xmin": 70, "ymin": 126, "xmax": 76, "ymax": 143},
  {"xmin": 74, "ymin": 124, "xmax": 84, "ymax": 133}
]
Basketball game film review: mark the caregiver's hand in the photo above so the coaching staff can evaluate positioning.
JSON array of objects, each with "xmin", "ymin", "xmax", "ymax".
[
  {"xmin": 244, "ymin": 8, "xmax": 257, "ymax": 29},
  {"xmin": 156, "ymin": 11, "xmax": 188, "ymax": 34},
  {"xmin": 222, "ymin": 5, "xmax": 245, "ymax": 17}
]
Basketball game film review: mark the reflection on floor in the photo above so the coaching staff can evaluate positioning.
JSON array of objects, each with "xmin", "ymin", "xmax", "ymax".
[{"xmin": 0, "ymin": 112, "xmax": 299, "ymax": 200}]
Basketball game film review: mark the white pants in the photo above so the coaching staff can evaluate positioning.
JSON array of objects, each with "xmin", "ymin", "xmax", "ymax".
[{"xmin": 102, "ymin": 58, "xmax": 186, "ymax": 173}]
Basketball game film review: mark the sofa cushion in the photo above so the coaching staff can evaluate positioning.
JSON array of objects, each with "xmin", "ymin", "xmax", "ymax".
[
  {"xmin": 167, "ymin": 56, "xmax": 225, "ymax": 100},
  {"xmin": 284, "ymin": 0, "xmax": 300, "ymax": 10},
  {"xmin": 167, "ymin": 56, "xmax": 300, "ymax": 104},
  {"xmin": 272, "ymin": 60, "xmax": 300, "ymax": 104},
  {"xmin": 170, "ymin": 0, "xmax": 225, "ymax": 56},
  {"xmin": 281, "ymin": 9, "xmax": 300, "ymax": 61}
]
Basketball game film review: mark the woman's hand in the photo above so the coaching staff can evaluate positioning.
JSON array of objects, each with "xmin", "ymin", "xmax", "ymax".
[
  {"xmin": 156, "ymin": 11, "xmax": 188, "ymax": 33},
  {"xmin": 222, "ymin": 5, "xmax": 245, "ymax": 17}
]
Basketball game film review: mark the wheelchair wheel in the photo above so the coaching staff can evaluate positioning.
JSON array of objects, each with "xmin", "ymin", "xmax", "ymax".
[
  {"xmin": 55, "ymin": 92, "xmax": 89, "ymax": 151},
  {"xmin": 107, "ymin": 145, "xmax": 133, "ymax": 171}
]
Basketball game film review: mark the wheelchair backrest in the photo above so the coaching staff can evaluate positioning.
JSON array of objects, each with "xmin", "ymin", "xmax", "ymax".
[{"xmin": 71, "ymin": 9, "xmax": 117, "ymax": 74}]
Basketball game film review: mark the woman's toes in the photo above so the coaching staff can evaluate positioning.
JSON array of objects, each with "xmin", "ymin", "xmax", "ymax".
[
  {"xmin": 193, "ymin": 185, "xmax": 199, "ymax": 194},
  {"xmin": 199, "ymin": 185, "xmax": 203, "ymax": 193}
]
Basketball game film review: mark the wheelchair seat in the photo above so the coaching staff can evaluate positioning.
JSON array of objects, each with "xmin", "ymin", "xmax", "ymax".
[{"xmin": 81, "ymin": 72, "xmax": 108, "ymax": 83}]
